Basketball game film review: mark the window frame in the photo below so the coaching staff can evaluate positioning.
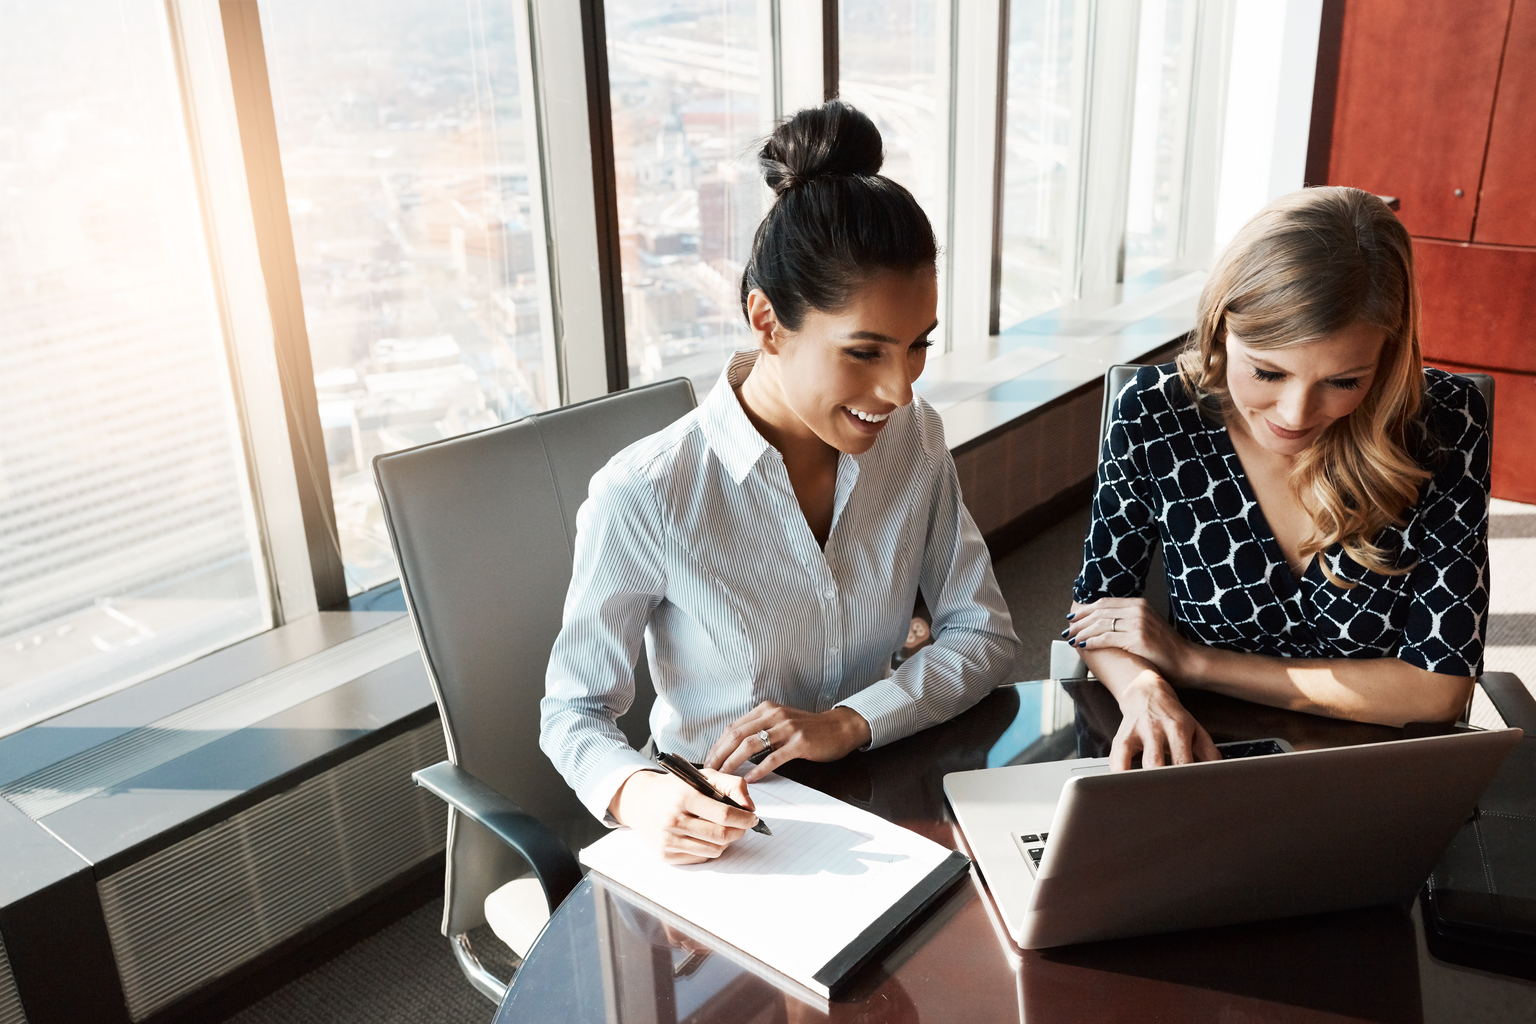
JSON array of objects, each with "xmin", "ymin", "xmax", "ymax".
[{"xmin": 99, "ymin": 0, "xmax": 1261, "ymax": 658}]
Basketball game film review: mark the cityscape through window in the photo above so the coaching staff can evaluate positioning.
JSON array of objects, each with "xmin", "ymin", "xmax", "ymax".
[
  {"xmin": 606, "ymin": 0, "xmax": 771, "ymax": 396},
  {"xmin": 0, "ymin": 0, "xmax": 269, "ymax": 735},
  {"xmin": 260, "ymin": 0, "xmax": 548, "ymax": 594}
]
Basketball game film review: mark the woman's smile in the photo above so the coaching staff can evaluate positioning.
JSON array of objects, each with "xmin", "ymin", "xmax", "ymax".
[
  {"xmin": 1264, "ymin": 418, "xmax": 1312, "ymax": 441},
  {"xmin": 842, "ymin": 405, "xmax": 893, "ymax": 434}
]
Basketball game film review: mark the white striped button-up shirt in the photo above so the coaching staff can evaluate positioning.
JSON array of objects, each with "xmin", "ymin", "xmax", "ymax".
[{"xmin": 540, "ymin": 351, "xmax": 1020, "ymax": 823}]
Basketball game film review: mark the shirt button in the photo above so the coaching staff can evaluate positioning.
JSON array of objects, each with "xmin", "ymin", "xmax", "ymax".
[
  {"xmin": 830, "ymin": 645, "xmax": 840, "ymax": 654},
  {"xmin": 823, "ymin": 589, "xmax": 834, "ymax": 600}
]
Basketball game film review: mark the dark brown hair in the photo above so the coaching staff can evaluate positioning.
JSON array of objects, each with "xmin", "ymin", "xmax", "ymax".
[{"xmin": 740, "ymin": 100, "xmax": 937, "ymax": 331}]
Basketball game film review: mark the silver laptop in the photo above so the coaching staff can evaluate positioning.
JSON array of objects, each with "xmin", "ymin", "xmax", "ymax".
[{"xmin": 945, "ymin": 729, "xmax": 1522, "ymax": 949}]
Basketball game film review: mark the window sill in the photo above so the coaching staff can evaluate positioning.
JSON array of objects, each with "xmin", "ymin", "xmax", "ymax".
[
  {"xmin": 0, "ymin": 607, "xmax": 431, "ymax": 891},
  {"xmin": 921, "ymin": 266, "xmax": 1204, "ymax": 453}
]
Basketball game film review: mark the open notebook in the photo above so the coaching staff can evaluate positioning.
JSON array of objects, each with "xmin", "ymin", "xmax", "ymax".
[{"xmin": 580, "ymin": 774, "xmax": 970, "ymax": 998}]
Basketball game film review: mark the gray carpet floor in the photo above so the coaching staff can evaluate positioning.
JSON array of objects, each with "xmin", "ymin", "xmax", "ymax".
[{"xmin": 222, "ymin": 496, "xmax": 1536, "ymax": 1023}]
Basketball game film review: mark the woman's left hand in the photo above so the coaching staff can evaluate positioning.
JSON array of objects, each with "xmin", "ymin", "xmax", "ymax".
[
  {"xmin": 1066, "ymin": 597, "xmax": 1197, "ymax": 682},
  {"xmin": 704, "ymin": 702, "xmax": 873, "ymax": 782}
]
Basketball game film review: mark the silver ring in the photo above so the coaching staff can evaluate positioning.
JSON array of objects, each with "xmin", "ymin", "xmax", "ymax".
[
  {"xmin": 758, "ymin": 729, "xmax": 773, "ymax": 752},
  {"xmin": 1111, "ymin": 618, "xmax": 1119, "ymax": 632}
]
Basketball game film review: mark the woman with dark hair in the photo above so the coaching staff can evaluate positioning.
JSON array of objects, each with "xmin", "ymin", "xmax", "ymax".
[
  {"xmin": 1065, "ymin": 186, "xmax": 1489, "ymax": 769},
  {"xmin": 540, "ymin": 101, "xmax": 1020, "ymax": 862}
]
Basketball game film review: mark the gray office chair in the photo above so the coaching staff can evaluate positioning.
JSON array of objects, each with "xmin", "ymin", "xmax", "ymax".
[
  {"xmin": 1051, "ymin": 364, "xmax": 1495, "ymax": 682},
  {"xmin": 374, "ymin": 378, "xmax": 697, "ymax": 1002}
]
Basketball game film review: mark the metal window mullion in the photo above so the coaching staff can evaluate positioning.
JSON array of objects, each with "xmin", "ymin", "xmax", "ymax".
[
  {"xmin": 777, "ymin": 0, "xmax": 836, "ymax": 113},
  {"xmin": 161, "ymin": 0, "xmax": 320, "ymax": 624},
  {"xmin": 212, "ymin": 0, "xmax": 348, "ymax": 610},
  {"xmin": 519, "ymin": 0, "xmax": 614, "ymax": 404},
  {"xmin": 946, "ymin": 0, "xmax": 1008, "ymax": 350}
]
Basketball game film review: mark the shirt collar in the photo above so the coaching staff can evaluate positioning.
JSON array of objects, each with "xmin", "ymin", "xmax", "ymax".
[{"xmin": 700, "ymin": 350, "xmax": 775, "ymax": 485}]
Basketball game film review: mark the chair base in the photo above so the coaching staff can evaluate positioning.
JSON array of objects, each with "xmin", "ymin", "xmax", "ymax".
[{"xmin": 451, "ymin": 932, "xmax": 513, "ymax": 1004}]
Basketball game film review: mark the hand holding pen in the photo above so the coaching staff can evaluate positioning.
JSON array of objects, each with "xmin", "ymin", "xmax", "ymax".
[
  {"xmin": 657, "ymin": 752, "xmax": 773, "ymax": 836},
  {"xmin": 608, "ymin": 756, "xmax": 766, "ymax": 863}
]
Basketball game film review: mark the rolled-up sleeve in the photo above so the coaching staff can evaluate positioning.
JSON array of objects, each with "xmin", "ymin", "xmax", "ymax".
[
  {"xmin": 540, "ymin": 463, "xmax": 668, "ymax": 823},
  {"xmin": 836, "ymin": 405, "xmax": 1020, "ymax": 748}
]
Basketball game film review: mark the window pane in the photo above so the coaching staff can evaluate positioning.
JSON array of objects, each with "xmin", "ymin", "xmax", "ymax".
[
  {"xmin": 839, "ymin": 0, "xmax": 951, "ymax": 319},
  {"xmin": 999, "ymin": 0, "xmax": 1079, "ymax": 330},
  {"xmin": 1124, "ymin": 0, "xmax": 1195, "ymax": 280},
  {"xmin": 0, "ymin": 1, "xmax": 268, "ymax": 734},
  {"xmin": 260, "ymin": 0, "xmax": 547, "ymax": 594},
  {"xmin": 606, "ymin": 0, "xmax": 770, "ymax": 397}
]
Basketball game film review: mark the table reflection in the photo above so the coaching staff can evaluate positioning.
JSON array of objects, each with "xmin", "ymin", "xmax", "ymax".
[{"xmin": 494, "ymin": 680, "xmax": 1536, "ymax": 1024}]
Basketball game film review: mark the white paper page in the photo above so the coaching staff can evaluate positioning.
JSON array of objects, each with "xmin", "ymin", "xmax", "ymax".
[{"xmin": 580, "ymin": 775, "xmax": 956, "ymax": 994}]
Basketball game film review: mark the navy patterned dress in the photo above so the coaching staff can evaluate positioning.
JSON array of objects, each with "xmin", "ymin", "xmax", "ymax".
[{"xmin": 1073, "ymin": 364, "xmax": 1490, "ymax": 677}]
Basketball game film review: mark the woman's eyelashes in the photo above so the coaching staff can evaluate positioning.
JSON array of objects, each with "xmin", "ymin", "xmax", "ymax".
[
  {"xmin": 845, "ymin": 338, "xmax": 933, "ymax": 361},
  {"xmin": 1248, "ymin": 366, "xmax": 1364, "ymax": 391}
]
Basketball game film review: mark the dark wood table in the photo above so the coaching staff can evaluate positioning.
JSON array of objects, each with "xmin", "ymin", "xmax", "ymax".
[{"xmin": 494, "ymin": 681, "xmax": 1536, "ymax": 1023}]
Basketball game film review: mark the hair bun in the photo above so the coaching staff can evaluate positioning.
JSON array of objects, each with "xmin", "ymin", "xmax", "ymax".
[{"xmin": 760, "ymin": 100, "xmax": 884, "ymax": 197}]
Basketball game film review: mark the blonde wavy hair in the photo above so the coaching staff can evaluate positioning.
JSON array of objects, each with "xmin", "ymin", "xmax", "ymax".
[{"xmin": 1177, "ymin": 186, "xmax": 1429, "ymax": 586}]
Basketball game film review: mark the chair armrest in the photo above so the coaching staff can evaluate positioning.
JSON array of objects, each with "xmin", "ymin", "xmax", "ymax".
[
  {"xmin": 412, "ymin": 761, "xmax": 583, "ymax": 912},
  {"xmin": 1478, "ymin": 673, "xmax": 1536, "ymax": 734}
]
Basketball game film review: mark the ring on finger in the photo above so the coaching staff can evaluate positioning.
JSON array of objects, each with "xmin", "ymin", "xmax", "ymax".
[
  {"xmin": 757, "ymin": 729, "xmax": 773, "ymax": 753},
  {"xmin": 1111, "ymin": 618, "xmax": 1119, "ymax": 632}
]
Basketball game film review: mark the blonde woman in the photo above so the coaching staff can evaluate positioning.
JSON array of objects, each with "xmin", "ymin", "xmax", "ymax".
[{"xmin": 1065, "ymin": 187, "xmax": 1489, "ymax": 769}]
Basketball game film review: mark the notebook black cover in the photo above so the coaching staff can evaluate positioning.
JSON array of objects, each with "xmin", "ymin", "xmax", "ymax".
[{"xmin": 812, "ymin": 849, "xmax": 972, "ymax": 994}]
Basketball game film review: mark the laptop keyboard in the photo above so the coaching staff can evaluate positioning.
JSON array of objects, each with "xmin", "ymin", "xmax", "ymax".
[{"xmin": 1012, "ymin": 831, "xmax": 1049, "ymax": 874}]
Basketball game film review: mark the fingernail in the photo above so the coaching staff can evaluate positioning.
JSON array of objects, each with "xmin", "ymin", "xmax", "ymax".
[
  {"xmin": 1060, "ymin": 629, "xmax": 1069, "ymax": 637},
  {"xmin": 1077, "ymin": 640, "xmax": 1087, "ymax": 648},
  {"xmin": 1066, "ymin": 613, "xmax": 1076, "ymax": 620}
]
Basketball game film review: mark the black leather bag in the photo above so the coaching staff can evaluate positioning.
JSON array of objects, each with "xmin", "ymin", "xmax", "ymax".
[{"xmin": 1423, "ymin": 672, "xmax": 1536, "ymax": 979}]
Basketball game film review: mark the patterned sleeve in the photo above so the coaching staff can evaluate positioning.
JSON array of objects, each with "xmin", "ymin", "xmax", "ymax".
[
  {"xmin": 1396, "ymin": 372, "xmax": 1491, "ymax": 677},
  {"xmin": 1072, "ymin": 366, "xmax": 1164, "ymax": 604}
]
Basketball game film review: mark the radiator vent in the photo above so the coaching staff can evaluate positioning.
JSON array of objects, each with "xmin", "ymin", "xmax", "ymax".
[
  {"xmin": 0, "ymin": 932, "xmax": 25, "ymax": 1024},
  {"xmin": 98, "ymin": 721, "xmax": 448, "ymax": 1021}
]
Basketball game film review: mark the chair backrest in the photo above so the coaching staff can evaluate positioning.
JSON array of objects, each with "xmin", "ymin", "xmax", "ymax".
[
  {"xmin": 374, "ymin": 377, "xmax": 696, "ymax": 933},
  {"xmin": 1101, "ymin": 364, "xmax": 1141, "ymax": 444}
]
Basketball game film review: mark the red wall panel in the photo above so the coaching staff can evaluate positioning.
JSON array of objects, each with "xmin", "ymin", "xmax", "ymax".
[
  {"xmin": 1426, "ymin": 360, "xmax": 1536, "ymax": 504},
  {"xmin": 1476, "ymin": 0, "xmax": 1536, "ymax": 246},
  {"xmin": 1415, "ymin": 238, "xmax": 1536, "ymax": 373},
  {"xmin": 1329, "ymin": 0, "xmax": 1510, "ymax": 241}
]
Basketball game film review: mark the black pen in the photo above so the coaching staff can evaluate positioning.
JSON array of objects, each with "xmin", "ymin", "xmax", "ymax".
[{"xmin": 655, "ymin": 751, "xmax": 772, "ymax": 836}]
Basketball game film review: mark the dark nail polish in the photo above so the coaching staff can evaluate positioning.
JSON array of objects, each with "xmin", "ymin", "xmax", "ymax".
[
  {"xmin": 1066, "ymin": 613, "xmax": 1076, "ymax": 620},
  {"xmin": 1077, "ymin": 640, "xmax": 1087, "ymax": 648},
  {"xmin": 1060, "ymin": 629, "xmax": 1069, "ymax": 637}
]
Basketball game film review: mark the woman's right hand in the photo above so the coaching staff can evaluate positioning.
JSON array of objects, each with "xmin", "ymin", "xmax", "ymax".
[
  {"xmin": 1110, "ymin": 674, "xmax": 1221, "ymax": 770},
  {"xmin": 609, "ymin": 768, "xmax": 760, "ymax": 864}
]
